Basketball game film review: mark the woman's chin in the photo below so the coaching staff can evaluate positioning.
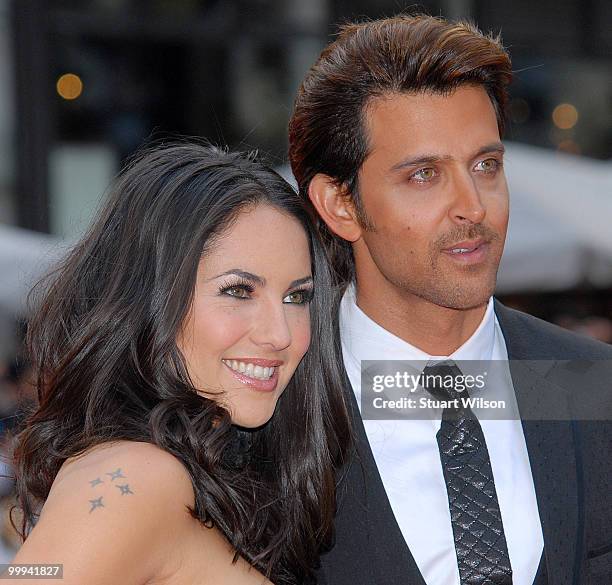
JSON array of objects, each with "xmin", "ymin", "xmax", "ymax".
[{"xmin": 231, "ymin": 409, "xmax": 276, "ymax": 430}]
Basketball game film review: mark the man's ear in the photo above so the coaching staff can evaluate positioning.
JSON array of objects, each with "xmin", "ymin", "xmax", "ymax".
[{"xmin": 308, "ymin": 173, "xmax": 362, "ymax": 243}]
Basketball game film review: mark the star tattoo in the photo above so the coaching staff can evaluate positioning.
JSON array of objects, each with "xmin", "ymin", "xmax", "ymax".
[
  {"xmin": 116, "ymin": 483, "xmax": 134, "ymax": 496},
  {"xmin": 89, "ymin": 477, "xmax": 104, "ymax": 488},
  {"xmin": 106, "ymin": 468, "xmax": 126, "ymax": 482},
  {"xmin": 89, "ymin": 496, "xmax": 104, "ymax": 513}
]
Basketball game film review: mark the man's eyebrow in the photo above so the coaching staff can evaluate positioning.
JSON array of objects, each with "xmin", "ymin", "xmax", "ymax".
[
  {"xmin": 206, "ymin": 269, "xmax": 266, "ymax": 286},
  {"xmin": 389, "ymin": 141, "xmax": 506, "ymax": 172},
  {"xmin": 473, "ymin": 141, "xmax": 506, "ymax": 159},
  {"xmin": 390, "ymin": 153, "xmax": 452, "ymax": 172}
]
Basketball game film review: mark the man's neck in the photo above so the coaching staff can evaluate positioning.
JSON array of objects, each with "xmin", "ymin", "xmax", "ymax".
[{"xmin": 354, "ymin": 282, "xmax": 488, "ymax": 356}]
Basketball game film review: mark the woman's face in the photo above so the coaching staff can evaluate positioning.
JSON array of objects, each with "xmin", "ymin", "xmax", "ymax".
[{"xmin": 177, "ymin": 203, "xmax": 313, "ymax": 428}]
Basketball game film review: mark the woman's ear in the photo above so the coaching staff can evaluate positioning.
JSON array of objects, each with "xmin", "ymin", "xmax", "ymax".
[{"xmin": 308, "ymin": 174, "xmax": 362, "ymax": 243}]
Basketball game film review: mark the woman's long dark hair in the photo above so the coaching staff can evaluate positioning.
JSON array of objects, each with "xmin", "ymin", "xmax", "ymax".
[{"xmin": 10, "ymin": 141, "xmax": 352, "ymax": 584}]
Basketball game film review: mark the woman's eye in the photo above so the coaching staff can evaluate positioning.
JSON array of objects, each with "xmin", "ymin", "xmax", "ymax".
[
  {"xmin": 223, "ymin": 285, "xmax": 252, "ymax": 299},
  {"xmin": 283, "ymin": 290, "xmax": 313, "ymax": 304},
  {"xmin": 411, "ymin": 168, "xmax": 436, "ymax": 182},
  {"xmin": 475, "ymin": 158, "xmax": 501, "ymax": 173}
]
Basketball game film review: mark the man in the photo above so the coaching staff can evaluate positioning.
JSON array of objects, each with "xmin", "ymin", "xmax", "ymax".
[{"xmin": 288, "ymin": 14, "xmax": 612, "ymax": 585}]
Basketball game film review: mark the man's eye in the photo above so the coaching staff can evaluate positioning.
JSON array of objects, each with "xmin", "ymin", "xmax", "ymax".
[
  {"xmin": 475, "ymin": 158, "xmax": 501, "ymax": 173},
  {"xmin": 411, "ymin": 168, "xmax": 436, "ymax": 182},
  {"xmin": 283, "ymin": 289, "xmax": 313, "ymax": 305}
]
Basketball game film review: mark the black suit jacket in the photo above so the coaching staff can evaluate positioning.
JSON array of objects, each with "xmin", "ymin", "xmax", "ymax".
[{"xmin": 317, "ymin": 300, "xmax": 612, "ymax": 585}]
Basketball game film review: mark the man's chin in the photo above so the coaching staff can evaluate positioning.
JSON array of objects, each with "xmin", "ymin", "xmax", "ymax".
[
  {"xmin": 420, "ymin": 280, "xmax": 496, "ymax": 311},
  {"xmin": 437, "ymin": 297, "xmax": 491, "ymax": 311}
]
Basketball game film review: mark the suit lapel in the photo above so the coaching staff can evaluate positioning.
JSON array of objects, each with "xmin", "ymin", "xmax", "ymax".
[
  {"xmin": 495, "ymin": 302, "xmax": 581, "ymax": 585},
  {"xmin": 343, "ymin": 377, "xmax": 427, "ymax": 585}
]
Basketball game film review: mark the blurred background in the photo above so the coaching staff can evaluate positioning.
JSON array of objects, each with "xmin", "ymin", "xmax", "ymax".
[{"xmin": 0, "ymin": 0, "xmax": 611, "ymax": 556}]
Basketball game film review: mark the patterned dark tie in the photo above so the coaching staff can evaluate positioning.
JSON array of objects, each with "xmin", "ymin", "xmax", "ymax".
[{"xmin": 421, "ymin": 362, "xmax": 513, "ymax": 585}]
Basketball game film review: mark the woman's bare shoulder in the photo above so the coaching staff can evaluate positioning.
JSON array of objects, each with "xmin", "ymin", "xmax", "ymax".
[
  {"xmin": 54, "ymin": 440, "xmax": 194, "ymax": 500},
  {"xmin": 12, "ymin": 440, "xmax": 196, "ymax": 584}
]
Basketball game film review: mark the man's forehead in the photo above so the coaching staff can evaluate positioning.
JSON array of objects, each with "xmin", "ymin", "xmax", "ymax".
[{"xmin": 362, "ymin": 87, "xmax": 501, "ymax": 164}]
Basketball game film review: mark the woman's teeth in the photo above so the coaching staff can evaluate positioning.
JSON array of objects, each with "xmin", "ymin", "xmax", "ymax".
[{"xmin": 223, "ymin": 360, "xmax": 275, "ymax": 380}]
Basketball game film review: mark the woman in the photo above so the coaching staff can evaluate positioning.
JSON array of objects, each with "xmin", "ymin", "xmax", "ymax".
[{"xmin": 8, "ymin": 142, "xmax": 352, "ymax": 584}]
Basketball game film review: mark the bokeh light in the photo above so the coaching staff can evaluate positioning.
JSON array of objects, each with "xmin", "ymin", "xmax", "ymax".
[
  {"xmin": 56, "ymin": 73, "xmax": 83, "ymax": 100},
  {"xmin": 557, "ymin": 139, "xmax": 581, "ymax": 155},
  {"xmin": 552, "ymin": 103, "xmax": 578, "ymax": 130}
]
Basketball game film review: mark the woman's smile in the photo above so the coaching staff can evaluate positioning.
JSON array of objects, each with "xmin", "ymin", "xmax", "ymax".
[{"xmin": 222, "ymin": 359, "xmax": 281, "ymax": 392}]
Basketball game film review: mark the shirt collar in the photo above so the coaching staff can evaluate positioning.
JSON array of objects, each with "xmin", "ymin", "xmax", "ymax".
[{"xmin": 339, "ymin": 281, "xmax": 495, "ymax": 365}]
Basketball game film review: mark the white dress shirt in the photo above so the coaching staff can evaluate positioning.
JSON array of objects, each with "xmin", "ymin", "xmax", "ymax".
[{"xmin": 339, "ymin": 283, "xmax": 544, "ymax": 585}]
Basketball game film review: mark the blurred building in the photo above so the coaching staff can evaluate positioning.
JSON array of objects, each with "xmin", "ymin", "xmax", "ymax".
[
  {"xmin": 0, "ymin": 0, "xmax": 611, "ymax": 331},
  {"xmin": 2, "ymin": 0, "xmax": 610, "ymax": 238}
]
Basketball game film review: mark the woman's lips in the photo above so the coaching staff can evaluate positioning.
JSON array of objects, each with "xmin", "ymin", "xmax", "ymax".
[
  {"xmin": 224, "ymin": 357, "xmax": 283, "ymax": 367},
  {"xmin": 222, "ymin": 361, "xmax": 280, "ymax": 392}
]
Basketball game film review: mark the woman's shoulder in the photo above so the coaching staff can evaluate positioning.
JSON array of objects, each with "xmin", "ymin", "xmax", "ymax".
[
  {"xmin": 54, "ymin": 440, "xmax": 195, "ymax": 502},
  {"xmin": 12, "ymin": 440, "xmax": 196, "ymax": 584},
  {"xmin": 50, "ymin": 439, "xmax": 196, "ymax": 519}
]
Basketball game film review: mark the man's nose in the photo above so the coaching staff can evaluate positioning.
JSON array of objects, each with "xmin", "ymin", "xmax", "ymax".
[{"xmin": 448, "ymin": 171, "xmax": 486, "ymax": 225}]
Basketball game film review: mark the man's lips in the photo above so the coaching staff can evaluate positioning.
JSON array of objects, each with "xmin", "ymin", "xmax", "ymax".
[
  {"xmin": 441, "ymin": 239, "xmax": 489, "ymax": 264},
  {"xmin": 442, "ymin": 238, "xmax": 487, "ymax": 253}
]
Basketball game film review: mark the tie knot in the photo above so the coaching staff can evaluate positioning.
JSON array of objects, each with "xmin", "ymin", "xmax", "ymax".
[{"xmin": 421, "ymin": 361, "xmax": 468, "ymax": 401}]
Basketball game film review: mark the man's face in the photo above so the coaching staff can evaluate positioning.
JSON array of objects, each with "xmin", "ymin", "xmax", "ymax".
[{"xmin": 353, "ymin": 85, "xmax": 509, "ymax": 310}]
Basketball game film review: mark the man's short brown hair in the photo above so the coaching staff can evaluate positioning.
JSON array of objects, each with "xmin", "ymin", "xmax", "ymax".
[{"xmin": 288, "ymin": 14, "xmax": 512, "ymax": 283}]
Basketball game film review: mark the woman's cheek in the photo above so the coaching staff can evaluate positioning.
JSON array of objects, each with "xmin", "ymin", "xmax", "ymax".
[
  {"xmin": 193, "ymin": 304, "xmax": 252, "ymax": 349},
  {"xmin": 292, "ymin": 311, "xmax": 312, "ymax": 358}
]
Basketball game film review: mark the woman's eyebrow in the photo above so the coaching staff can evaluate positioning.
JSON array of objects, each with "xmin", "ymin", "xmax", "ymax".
[
  {"xmin": 206, "ymin": 271, "xmax": 313, "ymax": 289},
  {"xmin": 289, "ymin": 276, "xmax": 314, "ymax": 288},
  {"xmin": 207, "ymin": 269, "xmax": 265, "ymax": 285}
]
